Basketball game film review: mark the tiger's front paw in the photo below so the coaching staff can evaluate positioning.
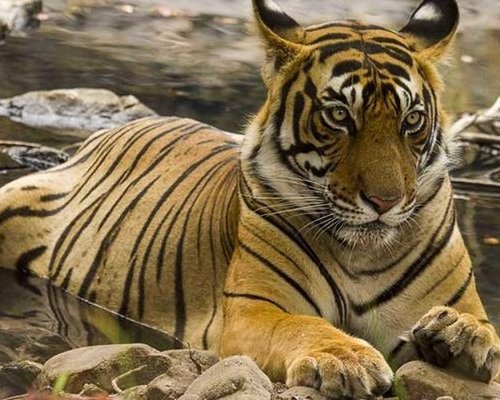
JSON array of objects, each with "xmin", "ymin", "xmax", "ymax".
[
  {"xmin": 286, "ymin": 339, "xmax": 393, "ymax": 399},
  {"xmin": 411, "ymin": 306, "xmax": 500, "ymax": 382}
]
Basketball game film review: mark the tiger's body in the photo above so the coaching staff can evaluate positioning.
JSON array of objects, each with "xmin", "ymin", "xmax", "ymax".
[
  {"xmin": 0, "ymin": 117, "xmax": 240, "ymax": 351},
  {"xmin": 1, "ymin": 0, "xmax": 499, "ymax": 397}
]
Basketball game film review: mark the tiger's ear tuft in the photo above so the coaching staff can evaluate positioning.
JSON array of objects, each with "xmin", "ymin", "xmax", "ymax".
[
  {"xmin": 400, "ymin": 0, "xmax": 459, "ymax": 61},
  {"xmin": 252, "ymin": 0, "xmax": 305, "ymax": 83}
]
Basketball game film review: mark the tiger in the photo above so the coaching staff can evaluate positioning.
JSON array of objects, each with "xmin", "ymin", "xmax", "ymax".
[{"xmin": 0, "ymin": 0, "xmax": 498, "ymax": 397}]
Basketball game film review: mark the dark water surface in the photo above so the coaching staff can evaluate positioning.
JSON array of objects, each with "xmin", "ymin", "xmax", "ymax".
[{"xmin": 0, "ymin": 0, "xmax": 499, "ymax": 360}]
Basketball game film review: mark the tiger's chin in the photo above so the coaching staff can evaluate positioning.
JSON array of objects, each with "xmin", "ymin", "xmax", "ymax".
[{"xmin": 333, "ymin": 221, "xmax": 401, "ymax": 251}]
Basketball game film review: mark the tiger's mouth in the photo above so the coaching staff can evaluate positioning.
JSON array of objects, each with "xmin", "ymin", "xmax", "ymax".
[{"xmin": 332, "ymin": 219, "xmax": 400, "ymax": 249}]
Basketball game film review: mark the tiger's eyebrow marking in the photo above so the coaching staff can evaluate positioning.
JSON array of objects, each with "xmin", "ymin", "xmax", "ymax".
[
  {"xmin": 322, "ymin": 87, "xmax": 350, "ymax": 105},
  {"xmin": 331, "ymin": 60, "xmax": 363, "ymax": 78}
]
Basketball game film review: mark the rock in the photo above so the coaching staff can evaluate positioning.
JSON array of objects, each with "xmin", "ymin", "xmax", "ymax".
[
  {"xmin": 0, "ymin": 89, "xmax": 157, "ymax": 133},
  {"xmin": 116, "ymin": 385, "xmax": 148, "ymax": 400},
  {"xmin": 147, "ymin": 349, "xmax": 218, "ymax": 400},
  {"xmin": 0, "ymin": 360, "xmax": 42, "ymax": 398},
  {"xmin": 395, "ymin": 361, "xmax": 500, "ymax": 400},
  {"xmin": 79, "ymin": 383, "xmax": 109, "ymax": 396},
  {"xmin": 4, "ymin": 143, "xmax": 69, "ymax": 170},
  {"xmin": 0, "ymin": 0, "xmax": 42, "ymax": 34},
  {"xmin": 0, "ymin": 326, "xmax": 74, "ymax": 365},
  {"xmin": 38, "ymin": 343, "xmax": 171, "ymax": 394},
  {"xmin": 162, "ymin": 349, "xmax": 219, "ymax": 375},
  {"xmin": 179, "ymin": 356, "xmax": 273, "ymax": 400},
  {"xmin": 276, "ymin": 386, "xmax": 329, "ymax": 400}
]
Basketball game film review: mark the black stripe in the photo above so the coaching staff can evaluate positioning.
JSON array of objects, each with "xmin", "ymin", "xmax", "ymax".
[
  {"xmin": 332, "ymin": 60, "xmax": 363, "ymax": 77},
  {"xmin": 224, "ymin": 292, "xmax": 289, "ymax": 313},
  {"xmin": 388, "ymin": 339, "xmax": 409, "ymax": 362},
  {"xmin": 201, "ymin": 172, "xmax": 229, "ymax": 349},
  {"xmin": 423, "ymin": 253, "xmax": 466, "ymax": 297},
  {"xmin": 240, "ymin": 173, "xmax": 347, "ymax": 323},
  {"xmin": 78, "ymin": 121, "xmax": 186, "ymax": 203},
  {"xmin": 445, "ymin": 267, "xmax": 473, "ymax": 307},
  {"xmin": 40, "ymin": 192, "xmax": 70, "ymax": 202},
  {"xmin": 77, "ymin": 177, "xmax": 160, "ymax": 298},
  {"xmin": 240, "ymin": 242, "xmax": 322, "ymax": 316},
  {"xmin": 291, "ymin": 92, "xmax": 307, "ymax": 155},
  {"xmin": 15, "ymin": 246, "xmax": 47, "ymax": 296},
  {"xmin": 310, "ymin": 32, "xmax": 351, "ymax": 45},
  {"xmin": 370, "ymin": 36, "xmax": 411, "ymax": 49},
  {"xmin": 135, "ymin": 145, "xmax": 236, "ymax": 318},
  {"xmin": 16, "ymin": 246, "xmax": 47, "ymax": 275},
  {"xmin": 169, "ymin": 158, "xmax": 234, "ymax": 341},
  {"xmin": 379, "ymin": 62, "xmax": 411, "ymax": 81},
  {"xmin": 319, "ymin": 40, "xmax": 413, "ymax": 66},
  {"xmin": 50, "ymin": 193, "xmax": 107, "ymax": 280}
]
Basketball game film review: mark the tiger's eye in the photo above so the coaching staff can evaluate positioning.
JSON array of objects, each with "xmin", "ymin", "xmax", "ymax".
[
  {"xmin": 331, "ymin": 107, "xmax": 348, "ymax": 122},
  {"xmin": 405, "ymin": 111, "xmax": 422, "ymax": 126}
]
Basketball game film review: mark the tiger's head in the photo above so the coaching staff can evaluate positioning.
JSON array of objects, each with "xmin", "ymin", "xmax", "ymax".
[{"xmin": 242, "ymin": 0, "xmax": 459, "ymax": 249}]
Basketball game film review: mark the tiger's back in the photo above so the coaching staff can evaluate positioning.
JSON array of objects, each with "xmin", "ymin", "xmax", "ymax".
[{"xmin": 0, "ymin": 116, "xmax": 241, "ymax": 349}]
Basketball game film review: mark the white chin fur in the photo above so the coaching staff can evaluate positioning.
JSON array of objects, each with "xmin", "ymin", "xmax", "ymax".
[{"xmin": 334, "ymin": 224, "xmax": 399, "ymax": 250}]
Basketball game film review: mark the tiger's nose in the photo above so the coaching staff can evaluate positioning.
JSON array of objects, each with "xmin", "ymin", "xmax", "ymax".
[{"xmin": 361, "ymin": 192, "xmax": 402, "ymax": 214}]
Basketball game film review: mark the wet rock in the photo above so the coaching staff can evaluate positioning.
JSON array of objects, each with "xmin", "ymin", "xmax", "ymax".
[
  {"xmin": 0, "ymin": 89, "xmax": 157, "ymax": 133},
  {"xmin": 0, "ymin": 326, "xmax": 74, "ymax": 365},
  {"xmin": 38, "ymin": 343, "xmax": 171, "ymax": 394},
  {"xmin": 395, "ymin": 361, "xmax": 500, "ymax": 400},
  {"xmin": 0, "ymin": 0, "xmax": 42, "ymax": 34},
  {"xmin": 179, "ymin": 356, "xmax": 273, "ymax": 400},
  {"xmin": 147, "ymin": 349, "xmax": 218, "ymax": 400},
  {"xmin": 0, "ymin": 360, "xmax": 42, "ymax": 398}
]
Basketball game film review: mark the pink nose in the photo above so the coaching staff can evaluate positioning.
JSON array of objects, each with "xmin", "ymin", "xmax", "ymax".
[{"xmin": 361, "ymin": 193, "xmax": 402, "ymax": 214}]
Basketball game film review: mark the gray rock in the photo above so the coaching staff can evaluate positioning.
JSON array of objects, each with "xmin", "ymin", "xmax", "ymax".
[
  {"xmin": 276, "ymin": 386, "xmax": 329, "ymax": 400},
  {"xmin": 0, "ymin": 89, "xmax": 157, "ymax": 133},
  {"xmin": 179, "ymin": 356, "xmax": 273, "ymax": 400},
  {"xmin": 38, "ymin": 343, "xmax": 171, "ymax": 393},
  {"xmin": 395, "ymin": 361, "xmax": 500, "ymax": 400},
  {"xmin": 0, "ymin": 0, "xmax": 41, "ymax": 34},
  {"xmin": 0, "ymin": 360, "xmax": 42, "ymax": 398},
  {"xmin": 162, "ymin": 349, "xmax": 219, "ymax": 375},
  {"xmin": 147, "ymin": 350, "xmax": 218, "ymax": 400},
  {"xmin": 5, "ymin": 143, "xmax": 68, "ymax": 170}
]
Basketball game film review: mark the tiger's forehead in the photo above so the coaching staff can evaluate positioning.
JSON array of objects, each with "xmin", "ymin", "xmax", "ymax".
[
  {"xmin": 304, "ymin": 20, "xmax": 413, "ymax": 50},
  {"xmin": 303, "ymin": 21, "xmax": 417, "ymax": 68},
  {"xmin": 300, "ymin": 21, "xmax": 425, "ymax": 113}
]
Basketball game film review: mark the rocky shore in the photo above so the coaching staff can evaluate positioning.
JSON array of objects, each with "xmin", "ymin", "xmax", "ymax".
[{"xmin": 2, "ymin": 343, "xmax": 500, "ymax": 400}]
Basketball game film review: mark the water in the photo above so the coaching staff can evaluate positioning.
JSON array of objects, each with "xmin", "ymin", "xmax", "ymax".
[{"xmin": 0, "ymin": 0, "xmax": 498, "ymax": 362}]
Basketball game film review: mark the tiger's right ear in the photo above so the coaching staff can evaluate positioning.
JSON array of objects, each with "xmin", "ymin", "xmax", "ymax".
[{"xmin": 253, "ymin": 0, "xmax": 305, "ymax": 84}]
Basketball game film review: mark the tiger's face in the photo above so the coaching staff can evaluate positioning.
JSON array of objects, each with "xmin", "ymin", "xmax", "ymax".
[{"xmin": 244, "ymin": 0, "xmax": 458, "ymax": 248}]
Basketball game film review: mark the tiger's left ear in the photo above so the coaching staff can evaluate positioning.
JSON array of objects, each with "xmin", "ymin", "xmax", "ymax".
[
  {"xmin": 400, "ymin": 0, "xmax": 459, "ymax": 61},
  {"xmin": 253, "ymin": 0, "xmax": 306, "ymax": 84}
]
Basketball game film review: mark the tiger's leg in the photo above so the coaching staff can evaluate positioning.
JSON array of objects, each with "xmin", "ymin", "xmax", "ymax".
[
  {"xmin": 221, "ymin": 253, "xmax": 393, "ymax": 398},
  {"xmin": 409, "ymin": 271, "xmax": 500, "ymax": 383}
]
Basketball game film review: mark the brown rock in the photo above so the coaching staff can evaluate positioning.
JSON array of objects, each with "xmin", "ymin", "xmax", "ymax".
[
  {"xmin": 148, "ymin": 350, "xmax": 218, "ymax": 400},
  {"xmin": 37, "ymin": 343, "xmax": 171, "ymax": 393},
  {"xmin": 395, "ymin": 361, "xmax": 500, "ymax": 400}
]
